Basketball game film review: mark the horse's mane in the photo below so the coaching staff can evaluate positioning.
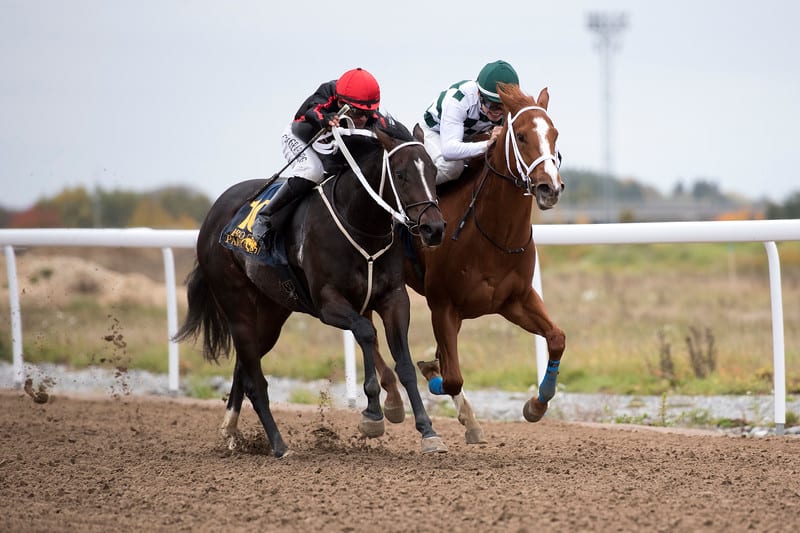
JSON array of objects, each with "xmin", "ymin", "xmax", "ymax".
[
  {"xmin": 374, "ymin": 114, "xmax": 414, "ymax": 142},
  {"xmin": 321, "ymin": 114, "xmax": 417, "ymax": 180},
  {"xmin": 324, "ymin": 115, "xmax": 413, "ymax": 175},
  {"xmin": 497, "ymin": 83, "xmax": 536, "ymax": 113}
]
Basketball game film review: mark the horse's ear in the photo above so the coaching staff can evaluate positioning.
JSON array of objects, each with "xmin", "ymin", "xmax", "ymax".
[{"xmin": 537, "ymin": 87, "xmax": 550, "ymax": 110}]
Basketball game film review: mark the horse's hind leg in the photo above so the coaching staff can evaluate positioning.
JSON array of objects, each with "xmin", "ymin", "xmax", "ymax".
[
  {"xmin": 418, "ymin": 356, "xmax": 485, "ymax": 444},
  {"xmin": 236, "ymin": 349, "xmax": 288, "ymax": 457},
  {"xmin": 374, "ymin": 344, "xmax": 406, "ymax": 424},
  {"xmin": 221, "ymin": 308, "xmax": 290, "ymax": 451},
  {"xmin": 500, "ymin": 288, "xmax": 566, "ymax": 423},
  {"xmin": 453, "ymin": 391, "xmax": 485, "ymax": 444},
  {"xmin": 221, "ymin": 358, "xmax": 246, "ymax": 450},
  {"xmin": 424, "ymin": 306, "xmax": 486, "ymax": 444},
  {"xmin": 225, "ymin": 305, "xmax": 291, "ymax": 457}
]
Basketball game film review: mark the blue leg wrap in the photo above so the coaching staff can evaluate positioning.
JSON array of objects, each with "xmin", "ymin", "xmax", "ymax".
[
  {"xmin": 428, "ymin": 376, "xmax": 445, "ymax": 395},
  {"xmin": 537, "ymin": 359, "xmax": 561, "ymax": 404}
]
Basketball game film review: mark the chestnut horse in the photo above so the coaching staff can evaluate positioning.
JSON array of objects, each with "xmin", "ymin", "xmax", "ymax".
[
  {"xmin": 175, "ymin": 120, "xmax": 448, "ymax": 457},
  {"xmin": 372, "ymin": 85, "xmax": 565, "ymax": 443}
]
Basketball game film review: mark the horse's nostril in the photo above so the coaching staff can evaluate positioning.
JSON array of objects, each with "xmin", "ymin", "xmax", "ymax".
[{"xmin": 421, "ymin": 223, "xmax": 445, "ymax": 247}]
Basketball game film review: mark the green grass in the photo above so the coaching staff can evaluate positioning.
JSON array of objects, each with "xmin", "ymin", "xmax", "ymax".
[{"xmin": 538, "ymin": 241, "xmax": 790, "ymax": 275}]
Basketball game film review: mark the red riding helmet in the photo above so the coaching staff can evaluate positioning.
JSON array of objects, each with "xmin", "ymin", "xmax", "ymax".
[{"xmin": 335, "ymin": 68, "xmax": 381, "ymax": 110}]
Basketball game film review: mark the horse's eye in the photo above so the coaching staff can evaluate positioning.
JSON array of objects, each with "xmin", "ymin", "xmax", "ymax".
[{"xmin": 516, "ymin": 133, "xmax": 525, "ymax": 143}]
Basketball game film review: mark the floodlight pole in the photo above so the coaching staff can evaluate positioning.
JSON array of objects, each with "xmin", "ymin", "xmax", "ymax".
[{"xmin": 587, "ymin": 12, "xmax": 627, "ymax": 222}]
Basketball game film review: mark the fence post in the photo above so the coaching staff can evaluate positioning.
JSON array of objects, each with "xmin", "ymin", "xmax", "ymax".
[
  {"xmin": 162, "ymin": 247, "xmax": 180, "ymax": 392},
  {"xmin": 4, "ymin": 245, "xmax": 24, "ymax": 387},
  {"xmin": 764, "ymin": 241, "xmax": 786, "ymax": 435}
]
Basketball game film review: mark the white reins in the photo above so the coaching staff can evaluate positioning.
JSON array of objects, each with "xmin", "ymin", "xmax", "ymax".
[{"xmin": 330, "ymin": 126, "xmax": 423, "ymax": 226}]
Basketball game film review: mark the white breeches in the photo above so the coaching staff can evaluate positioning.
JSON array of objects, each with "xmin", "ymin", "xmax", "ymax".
[
  {"xmin": 279, "ymin": 124, "xmax": 325, "ymax": 184},
  {"xmin": 419, "ymin": 125, "xmax": 467, "ymax": 185}
]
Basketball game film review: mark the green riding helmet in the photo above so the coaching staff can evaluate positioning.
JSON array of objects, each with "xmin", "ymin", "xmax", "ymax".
[{"xmin": 476, "ymin": 60, "xmax": 519, "ymax": 103}]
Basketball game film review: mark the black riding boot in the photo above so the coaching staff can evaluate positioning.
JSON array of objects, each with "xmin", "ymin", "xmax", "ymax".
[{"xmin": 252, "ymin": 177, "xmax": 317, "ymax": 250}]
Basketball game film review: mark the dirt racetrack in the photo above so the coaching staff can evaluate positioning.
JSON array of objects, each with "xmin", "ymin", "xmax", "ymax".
[{"xmin": 1, "ymin": 390, "xmax": 798, "ymax": 532}]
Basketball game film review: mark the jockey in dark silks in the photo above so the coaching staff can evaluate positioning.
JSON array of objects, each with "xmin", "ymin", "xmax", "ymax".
[{"xmin": 252, "ymin": 67, "xmax": 386, "ymax": 249}]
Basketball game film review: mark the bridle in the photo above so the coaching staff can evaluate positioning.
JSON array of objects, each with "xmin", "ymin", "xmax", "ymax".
[
  {"xmin": 452, "ymin": 105, "xmax": 562, "ymax": 254},
  {"xmin": 488, "ymin": 105, "xmax": 562, "ymax": 195}
]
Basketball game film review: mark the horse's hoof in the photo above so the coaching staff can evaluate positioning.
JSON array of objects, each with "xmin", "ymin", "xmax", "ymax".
[
  {"xmin": 416, "ymin": 360, "xmax": 441, "ymax": 380},
  {"xmin": 274, "ymin": 447, "xmax": 291, "ymax": 459},
  {"xmin": 358, "ymin": 417, "xmax": 386, "ymax": 438},
  {"xmin": 222, "ymin": 429, "xmax": 243, "ymax": 451},
  {"xmin": 465, "ymin": 427, "xmax": 487, "ymax": 444},
  {"xmin": 383, "ymin": 402, "xmax": 406, "ymax": 424},
  {"xmin": 523, "ymin": 398, "xmax": 548, "ymax": 422},
  {"xmin": 421, "ymin": 436, "xmax": 448, "ymax": 454}
]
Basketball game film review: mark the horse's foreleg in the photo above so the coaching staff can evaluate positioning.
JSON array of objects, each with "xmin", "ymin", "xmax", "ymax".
[
  {"xmin": 366, "ymin": 311, "xmax": 405, "ymax": 424},
  {"xmin": 500, "ymin": 288, "xmax": 566, "ymax": 423},
  {"xmin": 319, "ymin": 300, "xmax": 385, "ymax": 438},
  {"xmin": 380, "ymin": 302, "xmax": 447, "ymax": 453},
  {"xmin": 346, "ymin": 317, "xmax": 385, "ymax": 438}
]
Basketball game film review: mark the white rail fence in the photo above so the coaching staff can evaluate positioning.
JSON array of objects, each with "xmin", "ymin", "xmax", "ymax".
[{"xmin": 2, "ymin": 220, "xmax": 799, "ymax": 433}]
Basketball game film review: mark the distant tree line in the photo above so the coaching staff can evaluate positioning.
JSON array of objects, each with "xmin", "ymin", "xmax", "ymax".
[
  {"xmin": 765, "ymin": 192, "xmax": 800, "ymax": 219},
  {"xmin": 559, "ymin": 168, "xmax": 798, "ymax": 219},
  {"xmin": 560, "ymin": 168, "xmax": 738, "ymax": 204},
  {"xmin": 0, "ymin": 185, "xmax": 213, "ymax": 229}
]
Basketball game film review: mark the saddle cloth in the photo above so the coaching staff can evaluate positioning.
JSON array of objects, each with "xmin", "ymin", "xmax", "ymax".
[
  {"xmin": 219, "ymin": 182, "xmax": 285, "ymax": 264},
  {"xmin": 219, "ymin": 182, "xmax": 316, "ymax": 313}
]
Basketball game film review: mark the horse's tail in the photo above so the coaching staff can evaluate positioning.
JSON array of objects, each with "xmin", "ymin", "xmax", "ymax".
[{"xmin": 172, "ymin": 263, "xmax": 231, "ymax": 363}]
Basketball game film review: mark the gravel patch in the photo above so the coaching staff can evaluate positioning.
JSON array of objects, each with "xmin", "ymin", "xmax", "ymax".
[{"xmin": 2, "ymin": 361, "xmax": 797, "ymax": 437}]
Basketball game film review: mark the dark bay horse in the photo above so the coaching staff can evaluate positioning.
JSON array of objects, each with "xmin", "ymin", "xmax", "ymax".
[
  {"xmin": 373, "ymin": 85, "xmax": 565, "ymax": 444},
  {"xmin": 175, "ymin": 120, "xmax": 448, "ymax": 457}
]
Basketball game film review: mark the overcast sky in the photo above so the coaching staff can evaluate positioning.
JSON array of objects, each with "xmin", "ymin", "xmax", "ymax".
[{"xmin": 1, "ymin": 0, "xmax": 799, "ymax": 210}]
